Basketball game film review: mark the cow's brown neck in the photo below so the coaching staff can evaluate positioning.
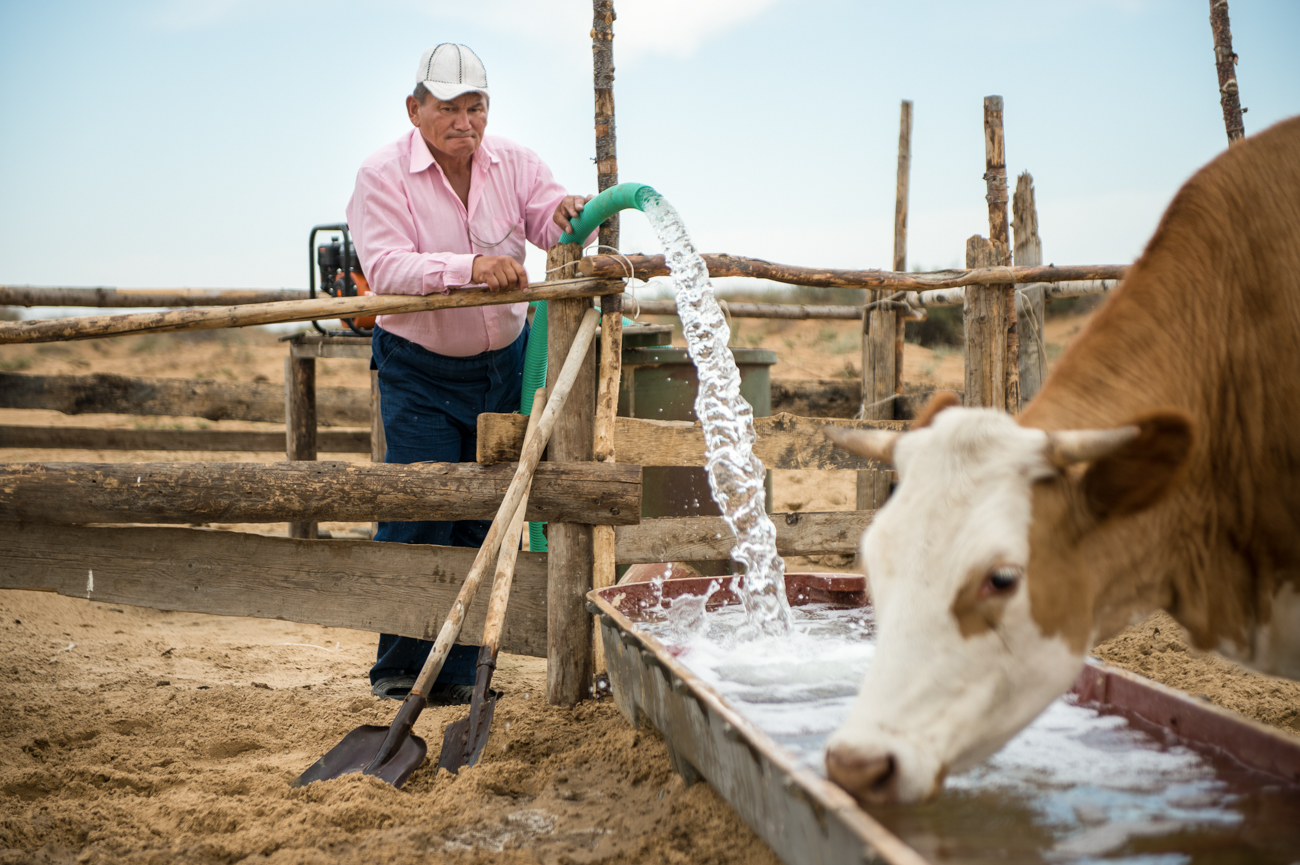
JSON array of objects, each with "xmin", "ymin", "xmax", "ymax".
[{"xmin": 1020, "ymin": 117, "xmax": 1300, "ymax": 665}]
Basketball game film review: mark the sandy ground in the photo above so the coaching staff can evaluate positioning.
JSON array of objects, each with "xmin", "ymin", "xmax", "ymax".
[{"xmin": 2, "ymin": 313, "xmax": 1298, "ymax": 864}]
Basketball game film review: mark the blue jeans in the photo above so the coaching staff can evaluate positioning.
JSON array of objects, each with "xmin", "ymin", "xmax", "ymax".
[{"xmin": 369, "ymin": 322, "xmax": 528, "ymax": 687}]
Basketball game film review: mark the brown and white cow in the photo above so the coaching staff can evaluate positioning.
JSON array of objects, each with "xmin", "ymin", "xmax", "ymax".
[{"xmin": 822, "ymin": 115, "xmax": 1300, "ymax": 806}]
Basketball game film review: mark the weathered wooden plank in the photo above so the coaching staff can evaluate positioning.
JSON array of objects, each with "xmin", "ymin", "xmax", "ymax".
[
  {"xmin": 0, "ymin": 460, "xmax": 641, "ymax": 526},
  {"xmin": 1013, "ymin": 172, "xmax": 1047, "ymax": 404},
  {"xmin": 613, "ymin": 511, "xmax": 874, "ymax": 564},
  {"xmin": 0, "ymin": 425, "xmax": 370, "ymax": 453},
  {"xmin": 964, "ymin": 236, "xmax": 1005, "ymax": 409},
  {"xmin": 479, "ymin": 412, "xmax": 904, "ymax": 470},
  {"xmin": 0, "ymin": 523, "xmax": 548, "ymax": 657},
  {"xmin": 0, "ymin": 372, "xmax": 369, "ymax": 426}
]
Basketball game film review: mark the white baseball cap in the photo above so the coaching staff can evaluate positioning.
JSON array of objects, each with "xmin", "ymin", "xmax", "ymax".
[{"xmin": 416, "ymin": 43, "xmax": 489, "ymax": 103}]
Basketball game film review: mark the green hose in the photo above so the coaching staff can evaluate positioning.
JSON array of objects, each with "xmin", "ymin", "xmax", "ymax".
[
  {"xmin": 522, "ymin": 301, "xmax": 549, "ymax": 552},
  {"xmin": 527, "ymin": 180, "xmax": 656, "ymax": 550},
  {"xmin": 558, "ymin": 182, "xmax": 657, "ymax": 245}
]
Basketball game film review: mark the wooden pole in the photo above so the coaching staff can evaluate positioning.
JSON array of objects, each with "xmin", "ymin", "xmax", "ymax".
[
  {"xmin": 963, "ymin": 235, "xmax": 1003, "ymax": 408},
  {"xmin": 983, "ymin": 96, "xmax": 1019, "ymax": 413},
  {"xmin": 591, "ymin": 0, "xmax": 622, "ymax": 678},
  {"xmin": 0, "ymin": 286, "xmax": 309, "ymax": 307},
  {"xmin": 593, "ymin": 0, "xmax": 619, "ymax": 248},
  {"xmin": 545, "ymin": 243, "xmax": 598, "ymax": 706},
  {"xmin": 581, "ymin": 253, "xmax": 1128, "ymax": 289},
  {"xmin": 1012, "ymin": 172, "xmax": 1046, "ymax": 403},
  {"xmin": 369, "ymin": 367, "xmax": 386, "ymax": 540},
  {"xmin": 0, "ymin": 277, "xmax": 619, "ymax": 345},
  {"xmin": 1209, "ymin": 0, "xmax": 1246, "ymax": 145},
  {"xmin": 856, "ymin": 100, "xmax": 911, "ymax": 512},
  {"xmin": 892, "ymin": 99, "xmax": 913, "ymax": 396},
  {"xmin": 285, "ymin": 356, "xmax": 317, "ymax": 539}
]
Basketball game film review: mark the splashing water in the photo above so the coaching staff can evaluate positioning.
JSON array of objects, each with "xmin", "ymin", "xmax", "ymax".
[{"xmin": 641, "ymin": 191, "xmax": 793, "ymax": 636}]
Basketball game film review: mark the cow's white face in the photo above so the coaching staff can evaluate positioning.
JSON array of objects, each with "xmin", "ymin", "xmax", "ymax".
[
  {"xmin": 821, "ymin": 403, "xmax": 1193, "ymax": 806},
  {"xmin": 825, "ymin": 408, "xmax": 1083, "ymax": 804}
]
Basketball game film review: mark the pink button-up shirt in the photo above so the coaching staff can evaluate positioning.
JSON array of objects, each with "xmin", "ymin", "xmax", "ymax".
[{"xmin": 346, "ymin": 129, "xmax": 569, "ymax": 356}]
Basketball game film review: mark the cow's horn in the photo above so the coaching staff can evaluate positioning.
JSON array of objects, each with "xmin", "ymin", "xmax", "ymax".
[
  {"xmin": 1044, "ymin": 425, "xmax": 1140, "ymax": 467},
  {"xmin": 823, "ymin": 426, "xmax": 900, "ymax": 464}
]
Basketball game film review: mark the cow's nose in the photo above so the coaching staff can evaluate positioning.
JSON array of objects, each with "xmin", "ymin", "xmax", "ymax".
[{"xmin": 825, "ymin": 745, "xmax": 898, "ymax": 805}]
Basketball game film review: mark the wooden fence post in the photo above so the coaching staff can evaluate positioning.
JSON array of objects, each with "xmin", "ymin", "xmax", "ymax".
[
  {"xmin": 369, "ymin": 367, "xmax": 386, "ymax": 539},
  {"xmin": 963, "ymin": 235, "xmax": 1003, "ymax": 408},
  {"xmin": 546, "ymin": 242, "xmax": 597, "ymax": 706},
  {"xmin": 285, "ymin": 356, "xmax": 317, "ymax": 539},
  {"xmin": 1012, "ymin": 173, "xmax": 1046, "ymax": 403},
  {"xmin": 856, "ymin": 99, "xmax": 911, "ymax": 511},
  {"xmin": 892, "ymin": 99, "xmax": 913, "ymax": 396},
  {"xmin": 591, "ymin": 0, "xmax": 621, "ymax": 678},
  {"xmin": 983, "ymin": 96, "xmax": 1019, "ymax": 413},
  {"xmin": 1209, "ymin": 0, "xmax": 1246, "ymax": 145}
]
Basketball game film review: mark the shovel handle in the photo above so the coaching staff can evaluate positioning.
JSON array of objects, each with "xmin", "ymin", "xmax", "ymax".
[{"xmin": 410, "ymin": 308, "xmax": 600, "ymax": 699}]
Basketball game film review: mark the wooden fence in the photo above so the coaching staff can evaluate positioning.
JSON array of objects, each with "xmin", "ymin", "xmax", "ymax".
[{"xmin": 0, "ymin": 92, "xmax": 1120, "ymax": 707}]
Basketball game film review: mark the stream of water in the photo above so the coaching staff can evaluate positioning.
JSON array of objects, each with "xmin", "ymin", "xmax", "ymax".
[{"xmin": 640, "ymin": 192, "xmax": 793, "ymax": 636}]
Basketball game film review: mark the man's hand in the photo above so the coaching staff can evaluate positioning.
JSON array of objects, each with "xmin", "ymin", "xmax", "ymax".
[
  {"xmin": 553, "ymin": 194, "xmax": 594, "ymax": 235},
  {"xmin": 471, "ymin": 255, "xmax": 530, "ymax": 292}
]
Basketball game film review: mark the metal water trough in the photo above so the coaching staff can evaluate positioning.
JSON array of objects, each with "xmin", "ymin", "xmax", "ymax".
[{"xmin": 588, "ymin": 573, "xmax": 1300, "ymax": 865}]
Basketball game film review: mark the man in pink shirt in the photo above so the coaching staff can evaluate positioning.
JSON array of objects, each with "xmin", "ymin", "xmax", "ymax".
[{"xmin": 346, "ymin": 43, "xmax": 591, "ymax": 704}]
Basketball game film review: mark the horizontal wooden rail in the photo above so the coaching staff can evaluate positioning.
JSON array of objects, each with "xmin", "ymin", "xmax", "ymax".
[
  {"xmin": 582, "ymin": 253, "xmax": 1128, "ymax": 290},
  {"xmin": 478, "ymin": 412, "xmax": 905, "ymax": 471},
  {"xmin": 0, "ymin": 425, "xmax": 369, "ymax": 453},
  {"xmin": 0, "ymin": 286, "xmax": 310, "ymax": 307},
  {"xmin": 0, "ymin": 372, "xmax": 369, "ymax": 425},
  {"xmin": 614, "ymin": 511, "xmax": 873, "ymax": 563},
  {"xmin": 0, "ymin": 460, "xmax": 641, "ymax": 526},
  {"xmin": 0, "ymin": 523, "xmax": 549, "ymax": 657},
  {"xmin": 912, "ymin": 278, "xmax": 1120, "ymax": 308},
  {"xmin": 0, "ymin": 277, "xmax": 621, "ymax": 344},
  {"xmin": 629, "ymin": 299, "xmax": 864, "ymax": 320}
]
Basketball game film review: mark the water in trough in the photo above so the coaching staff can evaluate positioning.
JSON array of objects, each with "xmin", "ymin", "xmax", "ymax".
[{"xmin": 637, "ymin": 597, "xmax": 1300, "ymax": 863}]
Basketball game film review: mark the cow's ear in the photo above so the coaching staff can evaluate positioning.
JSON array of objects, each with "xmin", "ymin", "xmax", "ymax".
[
  {"xmin": 1081, "ymin": 412, "xmax": 1194, "ymax": 521},
  {"xmin": 912, "ymin": 391, "xmax": 962, "ymax": 429}
]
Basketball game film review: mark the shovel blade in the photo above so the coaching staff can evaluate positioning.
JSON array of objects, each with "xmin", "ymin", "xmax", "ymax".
[
  {"xmin": 292, "ymin": 724, "xmax": 428, "ymax": 789},
  {"xmin": 437, "ymin": 697, "xmax": 497, "ymax": 774}
]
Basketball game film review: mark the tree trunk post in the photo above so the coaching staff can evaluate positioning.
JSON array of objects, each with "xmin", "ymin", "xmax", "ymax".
[
  {"xmin": 285, "ymin": 356, "xmax": 317, "ymax": 539},
  {"xmin": 369, "ymin": 367, "xmax": 386, "ymax": 539},
  {"xmin": 545, "ymin": 242, "xmax": 597, "ymax": 706},
  {"xmin": 1209, "ymin": 0, "xmax": 1246, "ymax": 145},
  {"xmin": 983, "ymin": 96, "xmax": 1019, "ymax": 413},
  {"xmin": 963, "ymin": 235, "xmax": 1004, "ymax": 409},
  {"xmin": 1012, "ymin": 172, "xmax": 1046, "ymax": 404},
  {"xmin": 892, "ymin": 99, "xmax": 913, "ymax": 395},
  {"xmin": 856, "ymin": 100, "xmax": 911, "ymax": 511}
]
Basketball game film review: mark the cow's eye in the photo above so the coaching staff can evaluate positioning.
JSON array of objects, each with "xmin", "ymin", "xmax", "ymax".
[{"xmin": 984, "ymin": 565, "xmax": 1022, "ymax": 595}]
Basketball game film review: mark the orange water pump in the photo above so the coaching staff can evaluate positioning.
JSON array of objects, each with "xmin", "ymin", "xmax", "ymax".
[{"xmin": 310, "ymin": 223, "xmax": 375, "ymax": 336}]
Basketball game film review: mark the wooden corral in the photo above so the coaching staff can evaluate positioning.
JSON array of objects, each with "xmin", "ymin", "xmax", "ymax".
[{"xmin": 0, "ymin": 92, "xmax": 1118, "ymax": 709}]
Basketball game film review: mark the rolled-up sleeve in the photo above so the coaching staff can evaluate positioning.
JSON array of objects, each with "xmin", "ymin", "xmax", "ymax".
[
  {"xmin": 522, "ymin": 155, "xmax": 572, "ymax": 251},
  {"xmin": 346, "ymin": 167, "xmax": 477, "ymax": 295}
]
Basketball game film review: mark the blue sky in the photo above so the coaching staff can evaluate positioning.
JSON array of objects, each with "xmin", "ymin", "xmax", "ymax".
[{"xmin": 1, "ymin": 0, "xmax": 1297, "ymax": 297}]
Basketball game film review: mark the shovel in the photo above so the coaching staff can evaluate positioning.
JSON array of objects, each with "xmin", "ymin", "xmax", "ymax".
[
  {"xmin": 292, "ymin": 308, "xmax": 600, "ymax": 789},
  {"xmin": 436, "ymin": 421, "xmax": 537, "ymax": 773}
]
